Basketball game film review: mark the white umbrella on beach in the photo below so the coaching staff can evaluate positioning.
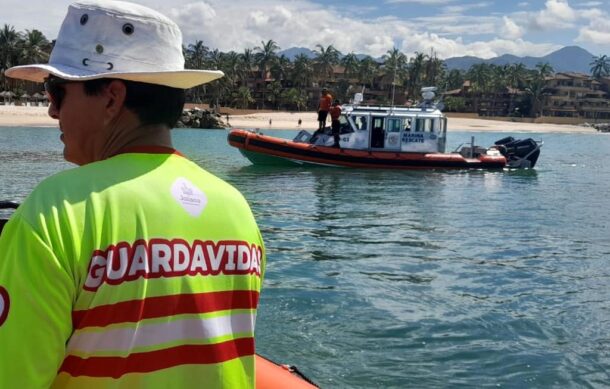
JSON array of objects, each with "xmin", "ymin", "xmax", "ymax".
[
  {"xmin": 32, "ymin": 92, "xmax": 44, "ymax": 100},
  {"xmin": 21, "ymin": 93, "xmax": 30, "ymax": 99}
]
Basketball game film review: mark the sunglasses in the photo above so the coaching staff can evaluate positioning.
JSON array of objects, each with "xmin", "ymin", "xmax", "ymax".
[{"xmin": 43, "ymin": 77, "xmax": 73, "ymax": 110}]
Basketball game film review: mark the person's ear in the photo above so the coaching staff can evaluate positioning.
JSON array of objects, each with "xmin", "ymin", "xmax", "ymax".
[{"xmin": 103, "ymin": 80, "xmax": 127, "ymax": 122}]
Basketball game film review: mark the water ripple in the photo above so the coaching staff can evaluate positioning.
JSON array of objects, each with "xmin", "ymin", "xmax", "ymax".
[{"xmin": 3, "ymin": 128, "xmax": 610, "ymax": 388}]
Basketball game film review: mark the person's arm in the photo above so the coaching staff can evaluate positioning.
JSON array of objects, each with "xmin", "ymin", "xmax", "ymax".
[{"xmin": 0, "ymin": 215, "xmax": 74, "ymax": 387}]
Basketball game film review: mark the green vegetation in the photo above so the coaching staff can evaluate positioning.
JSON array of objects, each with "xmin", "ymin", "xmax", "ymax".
[{"xmin": 1, "ymin": 24, "xmax": 608, "ymax": 117}]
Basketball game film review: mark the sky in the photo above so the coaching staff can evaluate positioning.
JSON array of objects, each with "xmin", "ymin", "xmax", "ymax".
[{"xmin": 2, "ymin": 0, "xmax": 610, "ymax": 59}]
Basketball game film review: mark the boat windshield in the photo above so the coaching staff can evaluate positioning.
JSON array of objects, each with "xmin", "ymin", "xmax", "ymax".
[
  {"xmin": 339, "ymin": 115, "xmax": 354, "ymax": 134},
  {"xmin": 350, "ymin": 115, "xmax": 368, "ymax": 131}
]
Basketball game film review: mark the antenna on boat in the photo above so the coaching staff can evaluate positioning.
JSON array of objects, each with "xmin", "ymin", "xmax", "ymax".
[{"xmin": 390, "ymin": 66, "xmax": 397, "ymax": 112}]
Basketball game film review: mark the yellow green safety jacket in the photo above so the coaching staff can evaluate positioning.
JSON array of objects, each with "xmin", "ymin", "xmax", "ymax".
[{"xmin": 0, "ymin": 147, "xmax": 265, "ymax": 388}]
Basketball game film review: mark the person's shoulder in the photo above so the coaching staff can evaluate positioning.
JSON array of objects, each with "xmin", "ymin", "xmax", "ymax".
[
  {"xmin": 17, "ymin": 165, "xmax": 87, "ymax": 220},
  {"xmin": 24, "ymin": 154, "xmax": 144, "ymax": 204}
]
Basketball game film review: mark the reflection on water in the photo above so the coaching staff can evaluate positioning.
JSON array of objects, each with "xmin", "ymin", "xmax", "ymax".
[{"xmin": 2, "ymin": 127, "xmax": 610, "ymax": 387}]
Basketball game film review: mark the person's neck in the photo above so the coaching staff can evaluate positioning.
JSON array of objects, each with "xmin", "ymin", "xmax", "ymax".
[{"xmin": 98, "ymin": 111, "xmax": 173, "ymax": 161}]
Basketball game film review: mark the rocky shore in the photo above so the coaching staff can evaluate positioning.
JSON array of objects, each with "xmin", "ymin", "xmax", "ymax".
[
  {"xmin": 175, "ymin": 108, "xmax": 227, "ymax": 129},
  {"xmin": 591, "ymin": 123, "xmax": 610, "ymax": 132}
]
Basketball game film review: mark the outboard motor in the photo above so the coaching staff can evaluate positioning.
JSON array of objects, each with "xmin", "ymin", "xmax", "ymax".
[{"xmin": 493, "ymin": 137, "xmax": 542, "ymax": 168}]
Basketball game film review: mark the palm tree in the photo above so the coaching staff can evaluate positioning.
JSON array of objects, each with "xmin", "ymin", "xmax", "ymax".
[
  {"xmin": 406, "ymin": 52, "xmax": 427, "ymax": 98},
  {"xmin": 0, "ymin": 24, "xmax": 22, "ymax": 90},
  {"xmin": 506, "ymin": 63, "xmax": 528, "ymax": 90},
  {"xmin": 466, "ymin": 63, "xmax": 493, "ymax": 113},
  {"xmin": 254, "ymin": 39, "xmax": 280, "ymax": 81},
  {"xmin": 505, "ymin": 63, "xmax": 527, "ymax": 114},
  {"xmin": 381, "ymin": 48, "xmax": 407, "ymax": 103},
  {"xmin": 283, "ymin": 88, "xmax": 308, "ymax": 111},
  {"xmin": 525, "ymin": 77, "xmax": 547, "ymax": 118},
  {"xmin": 20, "ymin": 29, "xmax": 50, "ymax": 64},
  {"xmin": 219, "ymin": 51, "xmax": 243, "ymax": 105},
  {"xmin": 184, "ymin": 41, "xmax": 210, "ymax": 103},
  {"xmin": 270, "ymin": 55, "xmax": 290, "ymax": 83},
  {"xmin": 185, "ymin": 40, "xmax": 209, "ymax": 69},
  {"xmin": 292, "ymin": 54, "xmax": 314, "ymax": 89},
  {"xmin": 382, "ymin": 48, "xmax": 408, "ymax": 101},
  {"xmin": 467, "ymin": 63, "xmax": 493, "ymax": 93},
  {"xmin": 266, "ymin": 81, "xmax": 283, "ymax": 109},
  {"xmin": 341, "ymin": 52, "xmax": 360, "ymax": 80},
  {"xmin": 233, "ymin": 86, "xmax": 254, "ymax": 109},
  {"xmin": 239, "ymin": 48, "xmax": 255, "ymax": 85},
  {"xmin": 590, "ymin": 54, "xmax": 610, "ymax": 79},
  {"xmin": 442, "ymin": 69, "xmax": 464, "ymax": 91},
  {"xmin": 535, "ymin": 62, "xmax": 554, "ymax": 79},
  {"xmin": 488, "ymin": 65, "xmax": 508, "ymax": 115},
  {"xmin": 423, "ymin": 50, "xmax": 445, "ymax": 87},
  {"xmin": 314, "ymin": 44, "xmax": 340, "ymax": 87},
  {"xmin": 358, "ymin": 56, "xmax": 379, "ymax": 90},
  {"xmin": 254, "ymin": 40, "xmax": 280, "ymax": 108}
]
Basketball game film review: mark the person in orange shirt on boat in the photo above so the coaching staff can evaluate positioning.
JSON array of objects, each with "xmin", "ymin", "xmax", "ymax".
[
  {"xmin": 317, "ymin": 88, "xmax": 333, "ymax": 131},
  {"xmin": 329, "ymin": 99, "xmax": 342, "ymax": 148}
]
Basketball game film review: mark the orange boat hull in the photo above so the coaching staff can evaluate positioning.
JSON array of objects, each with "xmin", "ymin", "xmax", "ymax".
[{"xmin": 228, "ymin": 129, "xmax": 507, "ymax": 169}]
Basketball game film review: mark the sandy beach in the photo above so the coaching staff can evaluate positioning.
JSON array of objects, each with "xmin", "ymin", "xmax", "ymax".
[
  {"xmin": 226, "ymin": 111, "xmax": 597, "ymax": 133},
  {"xmin": 0, "ymin": 105, "xmax": 598, "ymax": 133}
]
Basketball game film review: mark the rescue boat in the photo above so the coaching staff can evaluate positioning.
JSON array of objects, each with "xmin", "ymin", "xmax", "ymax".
[
  {"xmin": 0, "ymin": 201, "xmax": 318, "ymax": 388},
  {"xmin": 228, "ymin": 89, "xmax": 542, "ymax": 170}
]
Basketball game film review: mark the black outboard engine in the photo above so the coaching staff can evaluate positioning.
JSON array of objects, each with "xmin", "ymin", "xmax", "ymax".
[{"xmin": 493, "ymin": 137, "xmax": 542, "ymax": 168}]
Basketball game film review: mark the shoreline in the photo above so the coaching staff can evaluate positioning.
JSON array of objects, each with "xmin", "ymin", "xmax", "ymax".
[{"xmin": 0, "ymin": 105, "xmax": 599, "ymax": 133}]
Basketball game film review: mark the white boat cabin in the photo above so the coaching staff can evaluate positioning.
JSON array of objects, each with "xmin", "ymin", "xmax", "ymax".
[{"xmin": 296, "ymin": 98, "xmax": 448, "ymax": 153}]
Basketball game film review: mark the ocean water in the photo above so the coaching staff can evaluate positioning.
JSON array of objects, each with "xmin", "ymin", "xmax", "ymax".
[{"xmin": 1, "ymin": 126, "xmax": 609, "ymax": 387}]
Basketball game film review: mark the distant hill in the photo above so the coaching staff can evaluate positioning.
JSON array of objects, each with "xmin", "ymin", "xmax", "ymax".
[
  {"xmin": 279, "ymin": 47, "xmax": 316, "ymax": 59},
  {"xmin": 279, "ymin": 45, "xmax": 596, "ymax": 74},
  {"xmin": 279, "ymin": 47, "xmax": 379, "ymax": 62},
  {"xmin": 444, "ymin": 46, "xmax": 596, "ymax": 74}
]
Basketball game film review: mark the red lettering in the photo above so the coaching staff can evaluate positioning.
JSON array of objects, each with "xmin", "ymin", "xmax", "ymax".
[{"xmin": 83, "ymin": 239, "xmax": 262, "ymax": 291}]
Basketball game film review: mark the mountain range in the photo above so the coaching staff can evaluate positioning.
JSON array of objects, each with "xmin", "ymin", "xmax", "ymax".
[{"xmin": 278, "ymin": 45, "xmax": 597, "ymax": 74}]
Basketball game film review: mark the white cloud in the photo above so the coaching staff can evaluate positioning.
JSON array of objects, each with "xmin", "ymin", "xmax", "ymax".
[
  {"xmin": 1, "ymin": 0, "xmax": 608, "ymax": 62},
  {"xmin": 444, "ymin": 2, "xmax": 492, "ymax": 14},
  {"xmin": 409, "ymin": 35, "xmax": 559, "ymax": 59},
  {"xmin": 576, "ymin": 10, "xmax": 610, "ymax": 45},
  {"xmin": 384, "ymin": 0, "xmax": 455, "ymax": 4},
  {"xmin": 501, "ymin": 16, "xmax": 524, "ymax": 40},
  {"xmin": 528, "ymin": 0, "xmax": 577, "ymax": 30},
  {"xmin": 576, "ymin": 1, "xmax": 603, "ymax": 6}
]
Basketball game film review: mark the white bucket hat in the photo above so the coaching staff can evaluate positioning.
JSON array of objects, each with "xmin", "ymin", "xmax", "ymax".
[{"xmin": 6, "ymin": 0, "xmax": 223, "ymax": 89}]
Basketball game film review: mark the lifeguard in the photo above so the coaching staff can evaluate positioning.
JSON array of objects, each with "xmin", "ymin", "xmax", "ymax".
[
  {"xmin": 0, "ymin": 1, "xmax": 265, "ymax": 387},
  {"xmin": 317, "ymin": 88, "xmax": 333, "ymax": 131}
]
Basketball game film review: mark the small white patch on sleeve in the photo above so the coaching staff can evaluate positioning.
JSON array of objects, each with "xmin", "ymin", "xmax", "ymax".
[{"xmin": 171, "ymin": 177, "xmax": 208, "ymax": 217}]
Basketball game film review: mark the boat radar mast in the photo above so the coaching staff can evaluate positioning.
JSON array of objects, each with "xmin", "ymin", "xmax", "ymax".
[{"xmin": 420, "ymin": 87, "xmax": 442, "ymax": 111}]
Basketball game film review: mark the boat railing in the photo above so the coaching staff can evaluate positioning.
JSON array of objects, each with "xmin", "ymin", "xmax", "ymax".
[{"xmin": 345, "ymin": 105, "xmax": 440, "ymax": 114}]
